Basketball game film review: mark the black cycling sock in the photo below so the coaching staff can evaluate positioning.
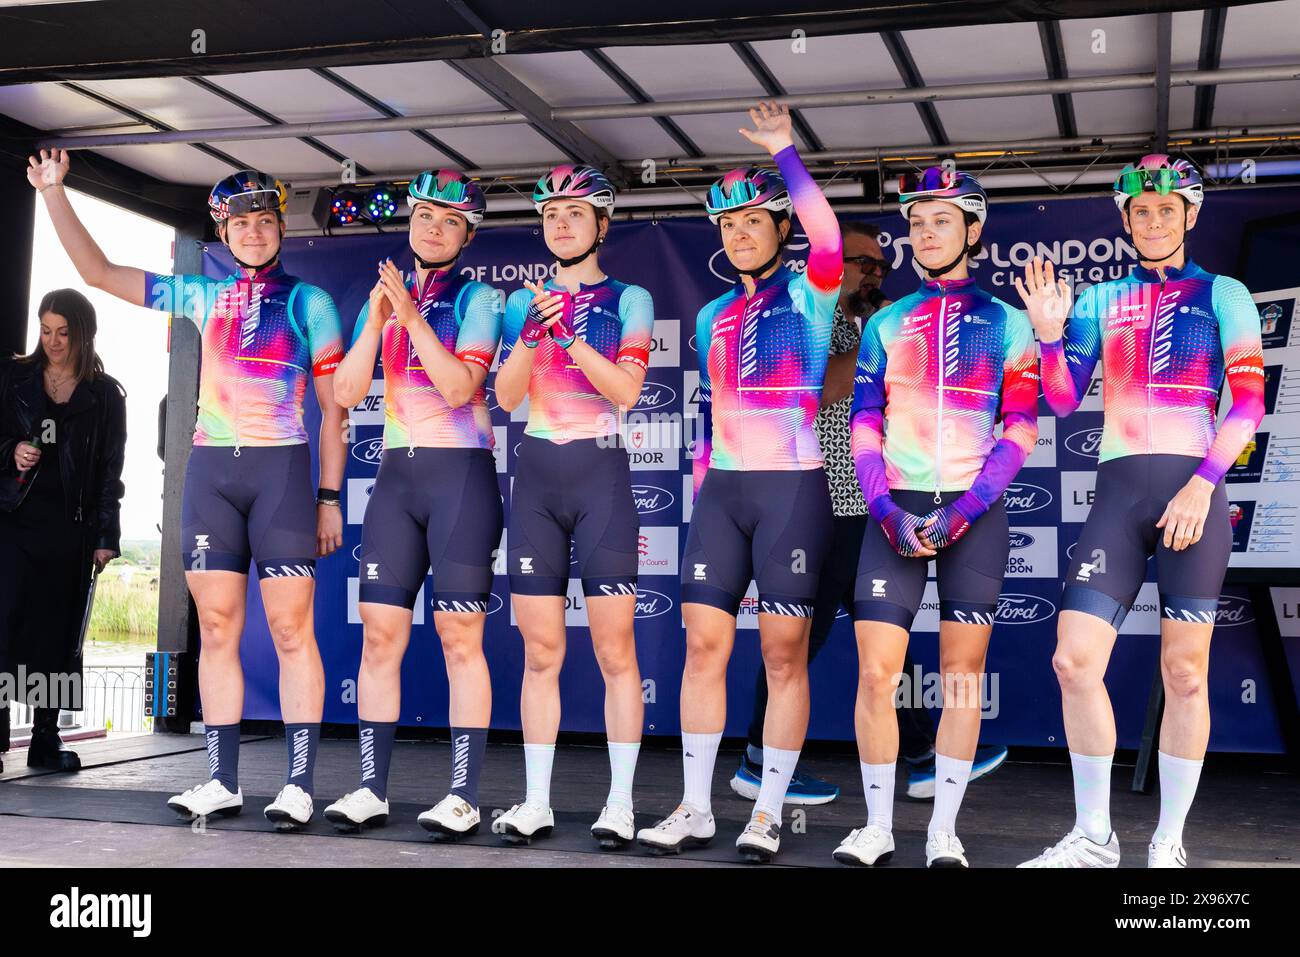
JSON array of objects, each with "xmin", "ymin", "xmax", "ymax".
[
  {"xmin": 284, "ymin": 722, "xmax": 320, "ymax": 795},
  {"xmin": 449, "ymin": 727, "xmax": 488, "ymax": 808},
  {"xmin": 358, "ymin": 720, "xmax": 397, "ymax": 801},
  {"xmin": 205, "ymin": 723, "xmax": 240, "ymax": 793}
]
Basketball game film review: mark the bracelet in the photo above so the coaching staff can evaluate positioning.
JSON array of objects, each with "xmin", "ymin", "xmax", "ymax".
[
  {"xmin": 37, "ymin": 183, "xmax": 60, "ymax": 193},
  {"xmin": 316, "ymin": 487, "xmax": 341, "ymax": 502},
  {"xmin": 316, "ymin": 498, "xmax": 341, "ymax": 508}
]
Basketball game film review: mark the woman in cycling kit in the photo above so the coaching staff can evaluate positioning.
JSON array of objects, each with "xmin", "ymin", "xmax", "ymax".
[
  {"xmin": 637, "ymin": 102, "xmax": 843, "ymax": 864},
  {"xmin": 493, "ymin": 163, "xmax": 654, "ymax": 849},
  {"xmin": 1017, "ymin": 156, "xmax": 1265, "ymax": 869},
  {"xmin": 29, "ymin": 150, "xmax": 348, "ymax": 830},
  {"xmin": 838, "ymin": 167, "xmax": 1039, "ymax": 868},
  {"xmin": 326, "ymin": 170, "xmax": 504, "ymax": 840}
]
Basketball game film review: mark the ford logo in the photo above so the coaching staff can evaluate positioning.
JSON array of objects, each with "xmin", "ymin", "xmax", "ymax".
[
  {"xmin": 486, "ymin": 592, "xmax": 504, "ymax": 616},
  {"xmin": 631, "ymin": 485, "xmax": 675, "ymax": 516},
  {"xmin": 1213, "ymin": 594, "xmax": 1254, "ymax": 628},
  {"xmin": 1003, "ymin": 483, "xmax": 1052, "ymax": 514},
  {"xmin": 1066, "ymin": 541, "xmax": 1078, "ymax": 560},
  {"xmin": 634, "ymin": 383, "xmax": 678, "ymax": 412},
  {"xmin": 995, "ymin": 593, "xmax": 1056, "ymax": 624},
  {"xmin": 1064, "ymin": 429, "xmax": 1104, "ymax": 458},
  {"xmin": 351, "ymin": 544, "xmax": 362, "ymax": 562},
  {"xmin": 350, "ymin": 436, "xmax": 385, "ymax": 465},
  {"xmin": 484, "ymin": 385, "xmax": 500, "ymax": 412},
  {"xmin": 634, "ymin": 588, "xmax": 674, "ymax": 619},
  {"xmin": 1007, "ymin": 532, "xmax": 1036, "ymax": 549}
]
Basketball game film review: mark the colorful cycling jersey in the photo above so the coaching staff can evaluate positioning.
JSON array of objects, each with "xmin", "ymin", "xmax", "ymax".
[
  {"xmin": 352, "ymin": 267, "xmax": 503, "ymax": 450},
  {"xmin": 500, "ymin": 277, "xmax": 654, "ymax": 443},
  {"xmin": 851, "ymin": 277, "xmax": 1039, "ymax": 516},
  {"xmin": 145, "ymin": 262, "xmax": 344, "ymax": 447},
  {"xmin": 1040, "ymin": 260, "xmax": 1266, "ymax": 485},
  {"xmin": 693, "ymin": 145, "xmax": 843, "ymax": 494}
]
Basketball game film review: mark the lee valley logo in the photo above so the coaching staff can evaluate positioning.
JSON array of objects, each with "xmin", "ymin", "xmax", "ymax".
[{"xmin": 50, "ymin": 887, "xmax": 151, "ymax": 937}]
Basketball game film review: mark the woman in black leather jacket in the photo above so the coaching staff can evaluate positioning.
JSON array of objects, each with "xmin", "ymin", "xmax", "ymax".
[{"xmin": 0, "ymin": 288, "xmax": 126, "ymax": 773}]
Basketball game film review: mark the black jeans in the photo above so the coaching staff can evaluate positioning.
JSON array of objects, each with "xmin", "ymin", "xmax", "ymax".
[{"xmin": 746, "ymin": 513, "xmax": 936, "ymax": 762}]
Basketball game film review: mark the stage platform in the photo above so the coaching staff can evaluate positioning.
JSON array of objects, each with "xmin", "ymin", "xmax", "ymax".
[{"xmin": 0, "ymin": 735, "xmax": 1295, "ymax": 868}]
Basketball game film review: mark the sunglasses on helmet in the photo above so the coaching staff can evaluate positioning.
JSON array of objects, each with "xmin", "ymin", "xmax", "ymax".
[{"xmin": 1114, "ymin": 166, "xmax": 1183, "ymax": 199}]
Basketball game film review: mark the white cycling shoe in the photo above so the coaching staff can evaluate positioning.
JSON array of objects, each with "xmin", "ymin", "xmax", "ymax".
[
  {"xmin": 494, "ymin": 802, "xmax": 554, "ymax": 845},
  {"xmin": 591, "ymin": 804, "xmax": 636, "ymax": 849},
  {"xmin": 1148, "ymin": 836, "xmax": 1187, "ymax": 868},
  {"xmin": 323, "ymin": 787, "xmax": 390, "ymax": 832},
  {"xmin": 926, "ymin": 831, "xmax": 968, "ymax": 868},
  {"xmin": 419, "ymin": 794, "xmax": 481, "ymax": 841},
  {"xmin": 735, "ymin": 810, "xmax": 782, "ymax": 864},
  {"xmin": 1018, "ymin": 827, "xmax": 1121, "ymax": 868},
  {"xmin": 833, "ymin": 824, "xmax": 895, "ymax": 866},
  {"xmin": 636, "ymin": 803, "xmax": 716, "ymax": 854},
  {"xmin": 264, "ymin": 783, "xmax": 314, "ymax": 831},
  {"xmin": 167, "ymin": 779, "xmax": 243, "ymax": 821}
]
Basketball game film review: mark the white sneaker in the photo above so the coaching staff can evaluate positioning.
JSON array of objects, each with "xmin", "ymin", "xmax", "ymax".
[
  {"xmin": 1018, "ymin": 827, "xmax": 1121, "ymax": 868},
  {"xmin": 735, "ymin": 810, "xmax": 782, "ymax": 864},
  {"xmin": 167, "ymin": 779, "xmax": 242, "ymax": 820},
  {"xmin": 1148, "ymin": 836, "xmax": 1187, "ymax": 868},
  {"xmin": 493, "ymin": 802, "xmax": 554, "ymax": 845},
  {"xmin": 926, "ymin": 831, "xmax": 968, "ymax": 868},
  {"xmin": 323, "ymin": 787, "xmax": 389, "ymax": 832},
  {"xmin": 833, "ymin": 824, "xmax": 895, "ymax": 866},
  {"xmin": 264, "ymin": 783, "xmax": 314, "ymax": 831},
  {"xmin": 591, "ymin": 804, "xmax": 635, "ymax": 849},
  {"xmin": 636, "ymin": 803, "xmax": 716, "ymax": 854},
  {"xmin": 419, "ymin": 794, "xmax": 480, "ymax": 841}
]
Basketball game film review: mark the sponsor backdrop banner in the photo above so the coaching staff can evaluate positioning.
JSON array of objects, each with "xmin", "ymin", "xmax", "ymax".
[{"xmin": 200, "ymin": 186, "xmax": 1300, "ymax": 751}]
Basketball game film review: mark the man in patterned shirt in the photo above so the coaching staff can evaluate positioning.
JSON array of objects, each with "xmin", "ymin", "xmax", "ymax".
[{"xmin": 730, "ymin": 221, "xmax": 1005, "ymax": 805}]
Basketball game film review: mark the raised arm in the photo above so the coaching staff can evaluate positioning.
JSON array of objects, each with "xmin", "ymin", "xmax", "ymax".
[
  {"xmin": 1194, "ymin": 277, "xmax": 1266, "ymax": 485},
  {"xmin": 29, "ymin": 149, "xmax": 149, "ymax": 307},
  {"xmin": 737, "ymin": 101, "xmax": 843, "ymax": 293},
  {"xmin": 772, "ymin": 145, "xmax": 842, "ymax": 293}
]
